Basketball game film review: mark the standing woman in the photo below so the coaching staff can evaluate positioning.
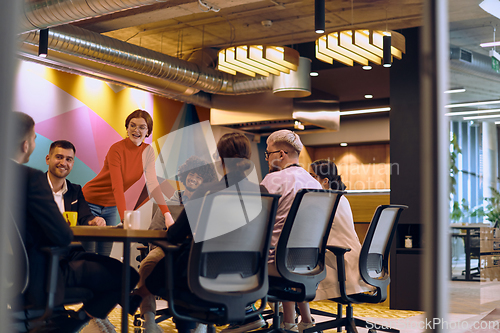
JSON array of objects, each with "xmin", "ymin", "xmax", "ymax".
[
  {"xmin": 83, "ymin": 110, "xmax": 174, "ymax": 256},
  {"xmin": 309, "ymin": 159, "xmax": 373, "ymax": 300}
]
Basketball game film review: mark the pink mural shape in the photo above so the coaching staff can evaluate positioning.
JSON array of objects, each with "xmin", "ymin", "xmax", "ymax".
[
  {"xmin": 35, "ymin": 106, "xmax": 99, "ymax": 173},
  {"xmin": 35, "ymin": 106, "xmax": 123, "ymax": 174},
  {"xmin": 88, "ymin": 111, "xmax": 123, "ymax": 170}
]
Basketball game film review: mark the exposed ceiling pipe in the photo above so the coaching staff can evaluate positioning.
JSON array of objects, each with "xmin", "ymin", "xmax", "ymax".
[
  {"xmin": 18, "ymin": 43, "xmax": 212, "ymax": 108},
  {"xmin": 20, "ymin": 0, "xmax": 167, "ymax": 33},
  {"xmin": 450, "ymin": 46, "xmax": 500, "ymax": 83},
  {"xmin": 20, "ymin": 25, "xmax": 273, "ymax": 96}
]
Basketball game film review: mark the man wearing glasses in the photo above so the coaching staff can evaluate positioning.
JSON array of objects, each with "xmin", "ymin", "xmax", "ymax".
[{"xmin": 260, "ymin": 129, "xmax": 321, "ymax": 332}]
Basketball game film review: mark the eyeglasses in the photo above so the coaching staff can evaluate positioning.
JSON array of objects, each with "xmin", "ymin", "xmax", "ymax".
[
  {"xmin": 265, "ymin": 150, "xmax": 287, "ymax": 158},
  {"xmin": 129, "ymin": 123, "xmax": 148, "ymax": 131}
]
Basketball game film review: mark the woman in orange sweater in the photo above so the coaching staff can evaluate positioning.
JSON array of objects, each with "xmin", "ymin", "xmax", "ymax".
[{"xmin": 83, "ymin": 110, "xmax": 174, "ymax": 256}]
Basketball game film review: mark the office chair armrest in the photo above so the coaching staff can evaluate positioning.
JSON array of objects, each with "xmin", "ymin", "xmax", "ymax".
[
  {"xmin": 326, "ymin": 245, "xmax": 351, "ymax": 255},
  {"xmin": 151, "ymin": 240, "xmax": 182, "ymax": 252},
  {"xmin": 327, "ymin": 245, "xmax": 359, "ymax": 304}
]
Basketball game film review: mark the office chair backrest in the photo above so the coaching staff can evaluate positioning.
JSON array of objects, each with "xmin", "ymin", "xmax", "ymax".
[
  {"xmin": 359, "ymin": 204, "xmax": 407, "ymax": 301},
  {"xmin": 187, "ymin": 190, "xmax": 280, "ymax": 322},
  {"xmin": 274, "ymin": 189, "xmax": 344, "ymax": 295}
]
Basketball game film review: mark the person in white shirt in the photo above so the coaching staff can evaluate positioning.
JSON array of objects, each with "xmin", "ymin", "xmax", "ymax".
[
  {"xmin": 260, "ymin": 130, "xmax": 322, "ymax": 333},
  {"xmin": 309, "ymin": 159, "xmax": 373, "ymax": 300},
  {"xmin": 45, "ymin": 140, "xmax": 105, "ymax": 227}
]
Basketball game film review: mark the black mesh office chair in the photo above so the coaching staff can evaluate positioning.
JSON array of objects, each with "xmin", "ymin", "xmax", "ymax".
[
  {"xmin": 259, "ymin": 189, "xmax": 345, "ymax": 333},
  {"xmin": 6, "ymin": 211, "xmax": 93, "ymax": 333},
  {"xmin": 305, "ymin": 204, "xmax": 407, "ymax": 333},
  {"xmin": 155, "ymin": 190, "xmax": 280, "ymax": 333}
]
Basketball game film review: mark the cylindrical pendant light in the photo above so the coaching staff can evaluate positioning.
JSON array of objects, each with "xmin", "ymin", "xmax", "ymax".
[
  {"xmin": 315, "ymin": 0, "xmax": 325, "ymax": 34},
  {"xmin": 383, "ymin": 35, "xmax": 392, "ymax": 67},
  {"xmin": 273, "ymin": 57, "xmax": 312, "ymax": 98},
  {"xmin": 38, "ymin": 29, "xmax": 49, "ymax": 58}
]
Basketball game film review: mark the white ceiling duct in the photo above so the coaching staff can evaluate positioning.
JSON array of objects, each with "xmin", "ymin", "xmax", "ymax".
[
  {"xmin": 19, "ymin": 26, "xmax": 274, "ymax": 97},
  {"xmin": 20, "ymin": 0, "xmax": 168, "ymax": 33},
  {"xmin": 292, "ymin": 111, "xmax": 340, "ymax": 131}
]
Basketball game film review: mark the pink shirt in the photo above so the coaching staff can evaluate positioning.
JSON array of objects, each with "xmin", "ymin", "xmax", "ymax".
[{"xmin": 260, "ymin": 165, "xmax": 322, "ymax": 262}]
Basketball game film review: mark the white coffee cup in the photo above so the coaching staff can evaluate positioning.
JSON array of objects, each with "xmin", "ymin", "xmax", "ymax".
[{"xmin": 124, "ymin": 210, "xmax": 141, "ymax": 230}]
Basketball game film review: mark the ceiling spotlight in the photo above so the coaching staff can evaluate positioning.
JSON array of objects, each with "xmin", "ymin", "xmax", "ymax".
[
  {"xmin": 362, "ymin": 65, "xmax": 372, "ymax": 70},
  {"xmin": 315, "ymin": 0, "xmax": 325, "ymax": 34},
  {"xmin": 383, "ymin": 35, "xmax": 392, "ymax": 67},
  {"xmin": 38, "ymin": 29, "xmax": 49, "ymax": 58},
  {"xmin": 310, "ymin": 72, "xmax": 319, "ymax": 76},
  {"xmin": 294, "ymin": 120, "xmax": 305, "ymax": 130},
  {"xmin": 364, "ymin": 94, "xmax": 373, "ymax": 99},
  {"xmin": 340, "ymin": 142, "xmax": 348, "ymax": 147}
]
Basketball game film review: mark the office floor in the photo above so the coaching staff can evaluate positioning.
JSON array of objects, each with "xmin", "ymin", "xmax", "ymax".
[{"xmin": 80, "ymin": 280, "xmax": 500, "ymax": 332}]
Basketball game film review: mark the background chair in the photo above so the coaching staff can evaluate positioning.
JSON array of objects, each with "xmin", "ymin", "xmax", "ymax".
[
  {"xmin": 154, "ymin": 190, "xmax": 280, "ymax": 333},
  {"xmin": 306, "ymin": 204, "xmax": 407, "ymax": 333},
  {"xmin": 6, "ymin": 210, "xmax": 92, "ymax": 333},
  {"xmin": 260, "ymin": 189, "xmax": 345, "ymax": 333}
]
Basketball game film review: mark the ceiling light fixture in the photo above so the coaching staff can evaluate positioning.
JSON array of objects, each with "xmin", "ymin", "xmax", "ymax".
[
  {"xmin": 38, "ymin": 29, "xmax": 49, "ymax": 58},
  {"xmin": 364, "ymin": 94, "xmax": 373, "ymax": 99},
  {"xmin": 341, "ymin": 107, "xmax": 390, "ymax": 115},
  {"xmin": 463, "ymin": 114, "xmax": 500, "ymax": 120},
  {"xmin": 445, "ymin": 108, "xmax": 500, "ymax": 116},
  {"xmin": 444, "ymin": 88, "xmax": 466, "ymax": 94},
  {"xmin": 445, "ymin": 99, "xmax": 500, "ymax": 108},
  {"xmin": 362, "ymin": 65, "xmax": 372, "ymax": 70},
  {"xmin": 480, "ymin": 41, "xmax": 500, "ymax": 47},
  {"xmin": 310, "ymin": 72, "xmax": 319, "ymax": 76},
  {"xmin": 294, "ymin": 120, "xmax": 305, "ymax": 130},
  {"xmin": 479, "ymin": 0, "xmax": 500, "ymax": 19},
  {"xmin": 315, "ymin": 30, "xmax": 405, "ymax": 67},
  {"xmin": 315, "ymin": 0, "xmax": 325, "ymax": 34},
  {"xmin": 218, "ymin": 45, "xmax": 300, "ymax": 77},
  {"xmin": 340, "ymin": 142, "xmax": 348, "ymax": 147},
  {"xmin": 383, "ymin": 35, "xmax": 392, "ymax": 67}
]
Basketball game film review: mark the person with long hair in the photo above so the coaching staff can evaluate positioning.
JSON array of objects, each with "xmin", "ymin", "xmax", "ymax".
[
  {"xmin": 135, "ymin": 132, "xmax": 267, "ymax": 333},
  {"xmin": 83, "ymin": 109, "xmax": 174, "ymax": 256},
  {"xmin": 309, "ymin": 159, "xmax": 373, "ymax": 301}
]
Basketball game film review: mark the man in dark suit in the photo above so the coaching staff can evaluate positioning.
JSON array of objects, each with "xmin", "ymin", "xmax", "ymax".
[
  {"xmin": 12, "ymin": 112, "xmax": 139, "ymax": 333},
  {"xmin": 44, "ymin": 140, "xmax": 105, "ymax": 227}
]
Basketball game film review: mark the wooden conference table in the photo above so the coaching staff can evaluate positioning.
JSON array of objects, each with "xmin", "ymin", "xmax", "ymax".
[{"xmin": 71, "ymin": 226, "xmax": 168, "ymax": 333}]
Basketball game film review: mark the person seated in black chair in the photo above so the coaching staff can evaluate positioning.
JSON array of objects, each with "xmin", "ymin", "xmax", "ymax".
[
  {"xmin": 308, "ymin": 159, "xmax": 374, "ymax": 301},
  {"xmin": 132, "ymin": 132, "xmax": 268, "ymax": 333},
  {"xmin": 257, "ymin": 130, "xmax": 322, "ymax": 333},
  {"xmin": 10, "ymin": 112, "xmax": 140, "ymax": 333},
  {"xmin": 137, "ymin": 156, "xmax": 216, "ymax": 333}
]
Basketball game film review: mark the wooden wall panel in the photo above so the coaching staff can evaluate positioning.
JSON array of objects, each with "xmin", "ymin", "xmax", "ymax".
[
  {"xmin": 308, "ymin": 144, "xmax": 390, "ymax": 190},
  {"xmin": 346, "ymin": 194, "xmax": 391, "ymax": 222}
]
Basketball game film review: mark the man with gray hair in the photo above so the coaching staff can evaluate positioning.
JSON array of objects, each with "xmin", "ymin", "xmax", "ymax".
[{"xmin": 260, "ymin": 129, "xmax": 322, "ymax": 332}]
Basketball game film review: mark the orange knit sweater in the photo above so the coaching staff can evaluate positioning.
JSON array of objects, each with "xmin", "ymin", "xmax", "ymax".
[{"xmin": 83, "ymin": 138, "xmax": 168, "ymax": 220}]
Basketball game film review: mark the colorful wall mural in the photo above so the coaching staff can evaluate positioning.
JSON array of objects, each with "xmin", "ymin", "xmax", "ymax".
[{"xmin": 12, "ymin": 60, "xmax": 266, "ymax": 231}]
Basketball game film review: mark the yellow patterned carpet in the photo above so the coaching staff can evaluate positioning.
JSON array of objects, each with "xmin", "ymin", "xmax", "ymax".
[{"xmin": 97, "ymin": 300, "xmax": 422, "ymax": 332}]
